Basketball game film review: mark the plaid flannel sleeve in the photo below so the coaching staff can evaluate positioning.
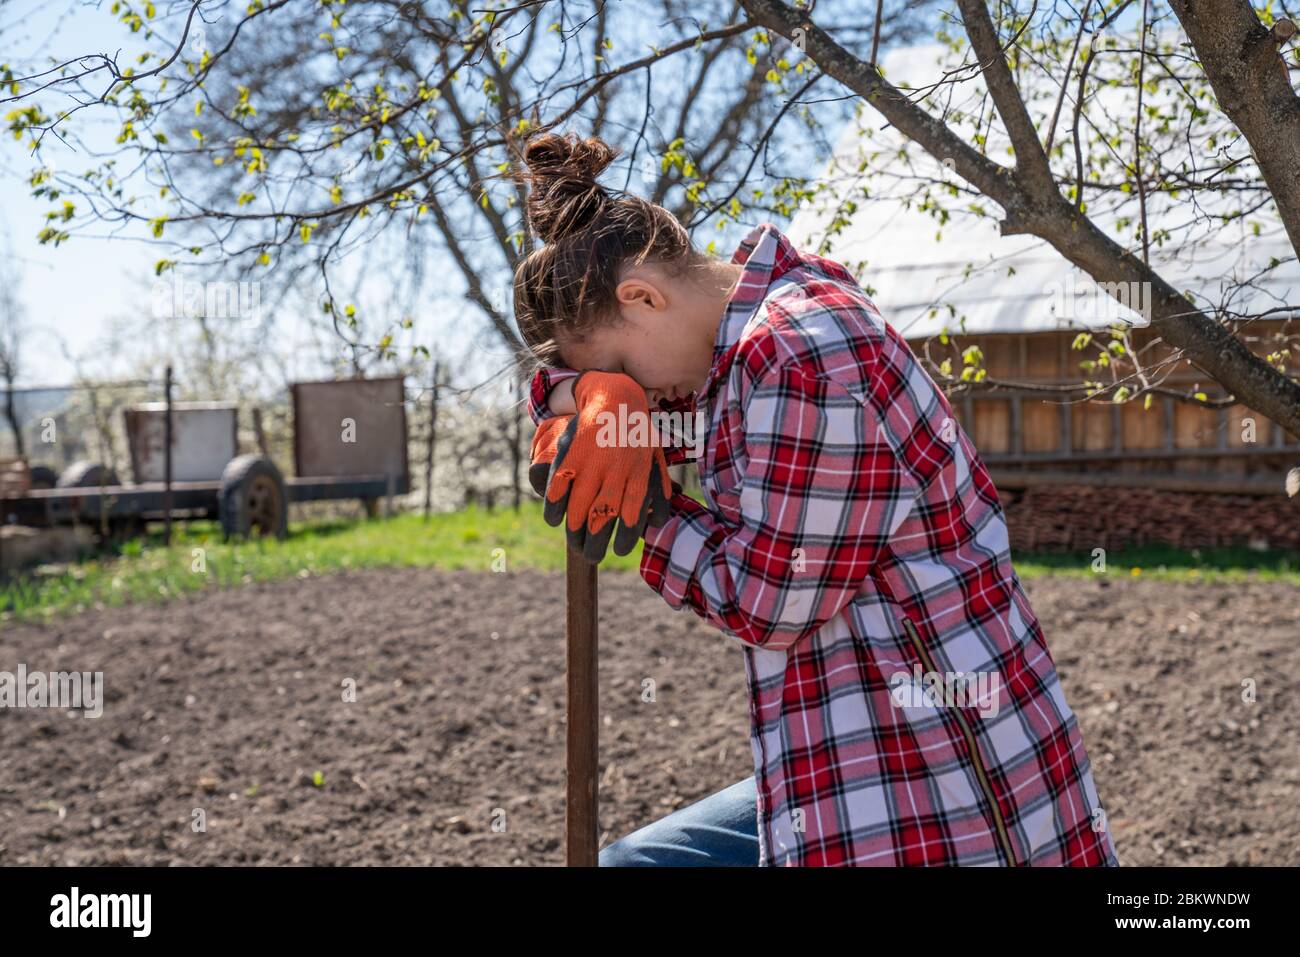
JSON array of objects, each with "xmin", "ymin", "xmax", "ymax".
[
  {"xmin": 640, "ymin": 359, "xmax": 921, "ymax": 651},
  {"xmin": 651, "ymin": 392, "xmax": 700, "ymax": 468},
  {"xmin": 526, "ymin": 367, "xmax": 582, "ymax": 425}
]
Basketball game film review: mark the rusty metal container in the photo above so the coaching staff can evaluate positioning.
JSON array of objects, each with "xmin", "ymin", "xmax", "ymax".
[
  {"xmin": 290, "ymin": 377, "xmax": 408, "ymax": 483},
  {"xmin": 0, "ymin": 459, "xmax": 31, "ymax": 497},
  {"xmin": 124, "ymin": 402, "xmax": 239, "ymax": 483}
]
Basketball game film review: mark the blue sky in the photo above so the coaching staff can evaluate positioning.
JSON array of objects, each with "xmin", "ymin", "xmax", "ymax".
[
  {"xmin": 2, "ymin": 1, "xmax": 1151, "ymax": 389},
  {"xmin": 4, "ymin": 0, "xmax": 768, "ymax": 396},
  {"xmin": 1, "ymin": 0, "xmax": 150, "ymax": 384},
  {"xmin": 1, "ymin": 0, "xmax": 488, "ymax": 390}
]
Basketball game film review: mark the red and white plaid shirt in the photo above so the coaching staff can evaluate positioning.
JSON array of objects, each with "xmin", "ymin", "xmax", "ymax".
[{"xmin": 527, "ymin": 224, "xmax": 1121, "ymax": 867}]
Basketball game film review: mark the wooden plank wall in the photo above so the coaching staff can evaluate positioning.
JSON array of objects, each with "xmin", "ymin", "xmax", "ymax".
[{"xmin": 929, "ymin": 319, "xmax": 1299, "ymax": 489}]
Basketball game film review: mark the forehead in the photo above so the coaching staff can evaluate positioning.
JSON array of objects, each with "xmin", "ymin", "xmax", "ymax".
[{"xmin": 557, "ymin": 323, "xmax": 621, "ymax": 370}]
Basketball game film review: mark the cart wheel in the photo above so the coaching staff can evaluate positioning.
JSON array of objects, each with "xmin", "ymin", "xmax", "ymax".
[
  {"xmin": 219, "ymin": 454, "xmax": 288, "ymax": 541},
  {"xmin": 53, "ymin": 461, "xmax": 125, "ymax": 544},
  {"xmin": 108, "ymin": 515, "xmax": 146, "ymax": 545},
  {"xmin": 56, "ymin": 461, "xmax": 121, "ymax": 488},
  {"xmin": 29, "ymin": 465, "xmax": 59, "ymax": 490}
]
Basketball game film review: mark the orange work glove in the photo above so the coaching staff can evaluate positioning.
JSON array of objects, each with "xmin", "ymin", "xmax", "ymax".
[
  {"xmin": 530, "ymin": 412, "xmax": 673, "ymax": 556},
  {"xmin": 538, "ymin": 373, "xmax": 674, "ymax": 562},
  {"xmin": 529, "ymin": 415, "xmax": 575, "ymax": 498}
]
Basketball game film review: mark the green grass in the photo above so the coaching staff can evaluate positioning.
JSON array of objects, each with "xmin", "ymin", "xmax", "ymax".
[
  {"xmin": 0, "ymin": 504, "xmax": 639, "ymax": 622},
  {"xmin": 2, "ymin": 502, "xmax": 1297, "ymax": 622},
  {"xmin": 1013, "ymin": 543, "xmax": 1300, "ymax": 584}
]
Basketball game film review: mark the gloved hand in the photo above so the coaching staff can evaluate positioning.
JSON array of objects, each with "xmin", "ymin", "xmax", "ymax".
[
  {"xmin": 531, "ymin": 373, "xmax": 674, "ymax": 562},
  {"xmin": 530, "ymin": 415, "xmax": 575, "ymax": 498},
  {"xmin": 527, "ymin": 413, "xmax": 670, "ymax": 561},
  {"xmin": 530, "ymin": 408, "xmax": 673, "ymax": 561}
]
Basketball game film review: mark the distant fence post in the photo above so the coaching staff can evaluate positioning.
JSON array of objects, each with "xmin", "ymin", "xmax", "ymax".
[
  {"xmin": 252, "ymin": 407, "xmax": 270, "ymax": 457},
  {"xmin": 424, "ymin": 360, "xmax": 440, "ymax": 520},
  {"xmin": 164, "ymin": 365, "xmax": 174, "ymax": 546},
  {"xmin": 511, "ymin": 376, "xmax": 523, "ymax": 511}
]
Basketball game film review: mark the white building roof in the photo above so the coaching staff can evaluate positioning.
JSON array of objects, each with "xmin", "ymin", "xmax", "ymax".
[{"xmin": 786, "ymin": 40, "xmax": 1299, "ymax": 340}]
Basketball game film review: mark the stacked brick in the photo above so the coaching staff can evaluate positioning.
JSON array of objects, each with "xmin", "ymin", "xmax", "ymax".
[{"xmin": 998, "ymin": 484, "xmax": 1300, "ymax": 554}]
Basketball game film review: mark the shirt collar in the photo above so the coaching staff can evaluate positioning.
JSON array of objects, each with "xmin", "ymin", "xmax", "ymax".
[{"xmin": 701, "ymin": 223, "xmax": 801, "ymax": 403}]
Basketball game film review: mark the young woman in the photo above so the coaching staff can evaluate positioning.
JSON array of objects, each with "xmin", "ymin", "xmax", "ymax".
[{"xmin": 514, "ymin": 131, "xmax": 1121, "ymax": 868}]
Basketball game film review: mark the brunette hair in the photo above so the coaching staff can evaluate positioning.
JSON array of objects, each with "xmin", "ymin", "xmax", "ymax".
[{"xmin": 512, "ymin": 131, "xmax": 703, "ymax": 370}]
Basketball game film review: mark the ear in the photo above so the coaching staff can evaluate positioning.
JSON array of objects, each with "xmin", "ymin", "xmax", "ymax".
[{"xmin": 614, "ymin": 274, "xmax": 667, "ymax": 313}]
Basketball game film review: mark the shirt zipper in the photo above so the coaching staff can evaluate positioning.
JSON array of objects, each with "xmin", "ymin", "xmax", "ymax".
[{"xmin": 899, "ymin": 614, "xmax": 1019, "ymax": 867}]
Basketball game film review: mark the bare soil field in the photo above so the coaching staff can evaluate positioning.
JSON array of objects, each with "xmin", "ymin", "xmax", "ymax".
[{"xmin": 1, "ymin": 566, "xmax": 1296, "ymax": 865}]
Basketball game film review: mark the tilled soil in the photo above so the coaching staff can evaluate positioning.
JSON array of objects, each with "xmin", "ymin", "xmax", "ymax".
[{"xmin": 0, "ymin": 566, "xmax": 1296, "ymax": 866}]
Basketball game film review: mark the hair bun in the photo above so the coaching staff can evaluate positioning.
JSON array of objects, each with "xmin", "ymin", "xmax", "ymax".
[{"xmin": 522, "ymin": 132, "xmax": 619, "ymax": 244}]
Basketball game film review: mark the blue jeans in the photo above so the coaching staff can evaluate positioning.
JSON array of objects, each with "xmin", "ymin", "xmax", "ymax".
[{"xmin": 598, "ymin": 775, "xmax": 760, "ymax": 866}]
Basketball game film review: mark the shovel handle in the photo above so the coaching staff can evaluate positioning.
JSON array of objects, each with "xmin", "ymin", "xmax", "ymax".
[{"xmin": 565, "ymin": 543, "xmax": 599, "ymax": 866}]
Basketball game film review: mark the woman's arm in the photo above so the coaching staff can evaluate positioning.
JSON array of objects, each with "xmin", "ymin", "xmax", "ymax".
[
  {"xmin": 639, "ymin": 358, "xmax": 921, "ymax": 651},
  {"xmin": 526, "ymin": 367, "xmax": 581, "ymax": 424},
  {"xmin": 548, "ymin": 376, "xmax": 577, "ymax": 414},
  {"xmin": 529, "ymin": 368, "xmax": 701, "ymax": 469}
]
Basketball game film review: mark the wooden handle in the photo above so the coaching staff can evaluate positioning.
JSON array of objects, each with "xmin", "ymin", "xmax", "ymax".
[{"xmin": 565, "ymin": 544, "xmax": 599, "ymax": 866}]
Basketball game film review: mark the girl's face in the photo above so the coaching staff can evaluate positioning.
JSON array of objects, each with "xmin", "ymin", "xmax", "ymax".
[{"xmin": 557, "ymin": 259, "xmax": 735, "ymax": 407}]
